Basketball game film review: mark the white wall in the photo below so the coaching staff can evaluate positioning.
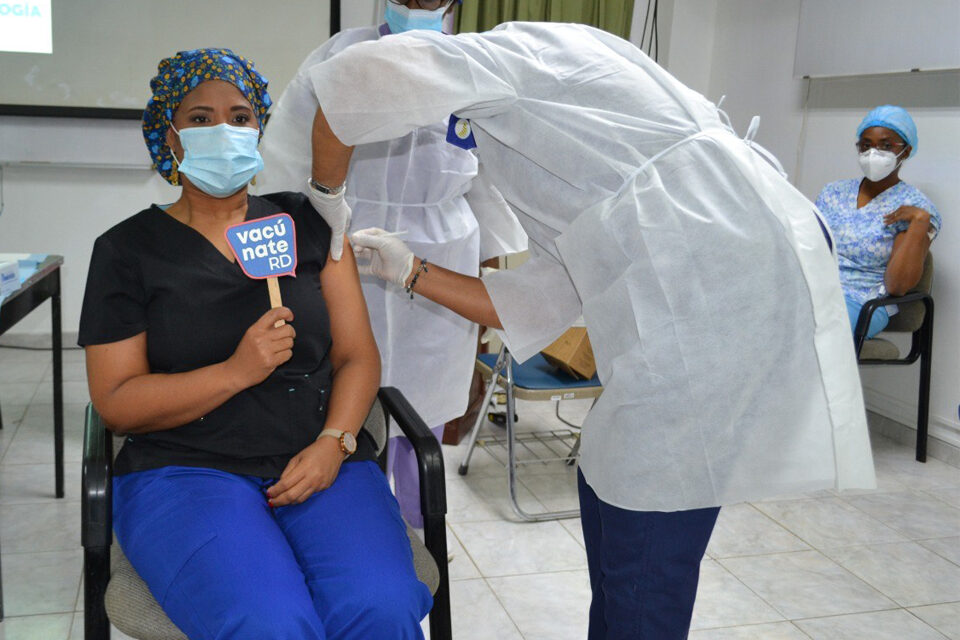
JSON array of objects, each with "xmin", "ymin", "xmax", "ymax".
[
  {"xmin": 663, "ymin": 0, "xmax": 960, "ymax": 447},
  {"xmin": 0, "ymin": 141, "xmax": 179, "ymax": 339},
  {"xmin": 0, "ymin": 2, "xmax": 382, "ymax": 343}
]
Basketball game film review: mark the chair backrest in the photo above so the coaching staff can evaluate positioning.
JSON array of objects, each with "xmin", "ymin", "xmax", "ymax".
[
  {"xmin": 363, "ymin": 400, "xmax": 387, "ymax": 455},
  {"xmin": 884, "ymin": 252, "xmax": 933, "ymax": 333}
]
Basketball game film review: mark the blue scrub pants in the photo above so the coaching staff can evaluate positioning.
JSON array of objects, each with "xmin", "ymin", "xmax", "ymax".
[
  {"xmin": 112, "ymin": 461, "xmax": 432, "ymax": 640},
  {"xmin": 846, "ymin": 295, "xmax": 889, "ymax": 340},
  {"xmin": 578, "ymin": 470, "xmax": 719, "ymax": 639}
]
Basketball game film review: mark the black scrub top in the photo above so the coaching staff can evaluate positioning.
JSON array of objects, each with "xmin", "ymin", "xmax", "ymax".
[{"xmin": 78, "ymin": 192, "xmax": 376, "ymax": 477}]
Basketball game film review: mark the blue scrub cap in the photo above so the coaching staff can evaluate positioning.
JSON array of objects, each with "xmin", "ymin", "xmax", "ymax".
[
  {"xmin": 856, "ymin": 105, "xmax": 917, "ymax": 157},
  {"xmin": 143, "ymin": 48, "xmax": 272, "ymax": 185}
]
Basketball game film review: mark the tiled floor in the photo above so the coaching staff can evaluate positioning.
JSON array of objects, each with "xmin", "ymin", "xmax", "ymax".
[{"xmin": 0, "ymin": 345, "xmax": 958, "ymax": 639}]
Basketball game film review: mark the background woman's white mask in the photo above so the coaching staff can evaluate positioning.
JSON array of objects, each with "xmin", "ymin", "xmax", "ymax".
[{"xmin": 858, "ymin": 148, "xmax": 906, "ymax": 182}]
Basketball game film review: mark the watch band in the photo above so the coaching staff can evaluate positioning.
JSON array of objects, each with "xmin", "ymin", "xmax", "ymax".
[{"xmin": 309, "ymin": 177, "xmax": 346, "ymax": 196}]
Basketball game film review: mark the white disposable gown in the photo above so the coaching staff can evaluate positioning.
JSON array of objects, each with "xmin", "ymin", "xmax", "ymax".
[
  {"xmin": 257, "ymin": 26, "xmax": 527, "ymax": 428},
  {"xmin": 309, "ymin": 22, "xmax": 876, "ymax": 511}
]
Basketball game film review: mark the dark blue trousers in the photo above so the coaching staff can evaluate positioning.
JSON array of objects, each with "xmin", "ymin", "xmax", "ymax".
[
  {"xmin": 113, "ymin": 461, "xmax": 431, "ymax": 640},
  {"xmin": 578, "ymin": 470, "xmax": 720, "ymax": 640}
]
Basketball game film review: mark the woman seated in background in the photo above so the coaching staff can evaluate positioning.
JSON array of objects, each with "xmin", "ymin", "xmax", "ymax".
[
  {"xmin": 815, "ymin": 105, "xmax": 941, "ymax": 339},
  {"xmin": 78, "ymin": 49, "xmax": 430, "ymax": 640}
]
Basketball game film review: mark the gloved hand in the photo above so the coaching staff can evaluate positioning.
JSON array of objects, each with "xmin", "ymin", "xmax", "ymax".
[
  {"xmin": 350, "ymin": 228, "xmax": 415, "ymax": 288},
  {"xmin": 306, "ymin": 178, "xmax": 352, "ymax": 261}
]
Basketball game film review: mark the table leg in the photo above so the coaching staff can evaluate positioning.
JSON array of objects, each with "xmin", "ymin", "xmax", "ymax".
[{"xmin": 52, "ymin": 271, "xmax": 64, "ymax": 499}]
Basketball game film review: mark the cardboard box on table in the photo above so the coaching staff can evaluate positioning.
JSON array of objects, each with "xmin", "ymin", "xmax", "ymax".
[{"xmin": 540, "ymin": 327, "xmax": 596, "ymax": 380}]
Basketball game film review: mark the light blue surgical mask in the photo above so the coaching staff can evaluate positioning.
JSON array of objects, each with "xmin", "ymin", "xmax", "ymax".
[
  {"xmin": 172, "ymin": 123, "xmax": 264, "ymax": 198},
  {"xmin": 384, "ymin": 2, "xmax": 445, "ymax": 33}
]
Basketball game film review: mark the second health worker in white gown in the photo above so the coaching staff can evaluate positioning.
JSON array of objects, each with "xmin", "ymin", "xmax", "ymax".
[{"xmin": 256, "ymin": 0, "xmax": 526, "ymax": 528}]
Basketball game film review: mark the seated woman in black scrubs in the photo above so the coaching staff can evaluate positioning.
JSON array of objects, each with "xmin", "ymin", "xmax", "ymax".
[{"xmin": 78, "ymin": 49, "xmax": 431, "ymax": 640}]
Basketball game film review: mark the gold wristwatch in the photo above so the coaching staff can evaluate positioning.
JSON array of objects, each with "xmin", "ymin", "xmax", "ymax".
[{"xmin": 318, "ymin": 428, "xmax": 357, "ymax": 457}]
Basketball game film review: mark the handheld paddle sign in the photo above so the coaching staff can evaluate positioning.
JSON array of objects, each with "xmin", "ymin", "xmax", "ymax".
[{"xmin": 225, "ymin": 213, "xmax": 297, "ymax": 326}]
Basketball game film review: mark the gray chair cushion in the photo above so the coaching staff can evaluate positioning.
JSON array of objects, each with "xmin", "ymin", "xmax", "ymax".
[
  {"xmin": 106, "ymin": 545, "xmax": 187, "ymax": 640},
  {"xmin": 408, "ymin": 525, "xmax": 440, "ymax": 594},
  {"xmin": 859, "ymin": 338, "xmax": 900, "ymax": 360},
  {"xmin": 883, "ymin": 252, "xmax": 933, "ymax": 333},
  {"xmin": 885, "ymin": 300, "xmax": 926, "ymax": 333}
]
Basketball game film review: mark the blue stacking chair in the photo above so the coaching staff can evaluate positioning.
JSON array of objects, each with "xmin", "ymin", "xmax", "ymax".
[{"xmin": 458, "ymin": 344, "xmax": 603, "ymax": 521}]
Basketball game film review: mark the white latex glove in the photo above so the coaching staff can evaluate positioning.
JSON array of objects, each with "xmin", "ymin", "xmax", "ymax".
[
  {"xmin": 350, "ymin": 228, "xmax": 415, "ymax": 288},
  {"xmin": 306, "ymin": 178, "xmax": 352, "ymax": 261}
]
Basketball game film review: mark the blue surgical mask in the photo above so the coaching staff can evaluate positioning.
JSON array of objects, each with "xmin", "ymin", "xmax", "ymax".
[
  {"xmin": 172, "ymin": 123, "xmax": 264, "ymax": 197},
  {"xmin": 384, "ymin": 3, "xmax": 445, "ymax": 33}
]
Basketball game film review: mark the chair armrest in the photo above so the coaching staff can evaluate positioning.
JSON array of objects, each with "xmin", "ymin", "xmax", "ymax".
[
  {"xmin": 82, "ymin": 403, "xmax": 112, "ymax": 550},
  {"xmin": 854, "ymin": 292, "xmax": 933, "ymax": 356},
  {"xmin": 377, "ymin": 387, "xmax": 446, "ymax": 519},
  {"xmin": 376, "ymin": 387, "xmax": 451, "ymax": 640}
]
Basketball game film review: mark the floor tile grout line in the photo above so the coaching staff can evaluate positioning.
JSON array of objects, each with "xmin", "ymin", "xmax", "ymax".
[
  {"xmin": 714, "ymin": 548, "xmax": 899, "ymax": 622},
  {"xmin": 0, "ymin": 547, "xmax": 85, "ymax": 557},
  {"xmin": 788, "ymin": 604, "xmax": 951, "ymax": 638},
  {"xmin": 712, "ymin": 554, "xmax": 794, "ymax": 622},
  {"xmin": 479, "ymin": 567, "xmax": 589, "ymax": 580},
  {"xmin": 479, "ymin": 576, "xmax": 526, "ymax": 639},
  {"xmin": 902, "ymin": 606, "xmax": 954, "ymax": 640},
  {"xmin": 445, "ymin": 522, "xmax": 484, "ymax": 579},
  {"xmin": 739, "ymin": 501, "xmax": 814, "ymax": 552},
  {"xmin": 914, "ymin": 536, "xmax": 960, "ymax": 569},
  {"xmin": 805, "ymin": 546, "xmax": 905, "ymax": 607},
  {"xmin": 752, "ymin": 495, "xmax": 906, "ymax": 550},
  {"xmin": 836, "ymin": 489, "xmax": 960, "ymax": 541}
]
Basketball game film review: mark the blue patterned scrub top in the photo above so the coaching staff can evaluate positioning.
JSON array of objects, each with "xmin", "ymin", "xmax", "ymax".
[{"xmin": 816, "ymin": 179, "xmax": 941, "ymax": 312}]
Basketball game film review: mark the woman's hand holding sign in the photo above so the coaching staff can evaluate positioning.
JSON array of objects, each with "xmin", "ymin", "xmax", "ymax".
[{"xmin": 224, "ymin": 306, "xmax": 296, "ymax": 390}]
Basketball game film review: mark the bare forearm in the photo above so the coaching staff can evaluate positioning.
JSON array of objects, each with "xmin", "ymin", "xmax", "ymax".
[
  {"xmin": 311, "ymin": 106, "xmax": 354, "ymax": 186},
  {"xmin": 95, "ymin": 362, "xmax": 243, "ymax": 434},
  {"xmin": 404, "ymin": 258, "xmax": 502, "ymax": 329},
  {"xmin": 324, "ymin": 354, "xmax": 380, "ymax": 437},
  {"xmin": 885, "ymin": 224, "xmax": 930, "ymax": 295}
]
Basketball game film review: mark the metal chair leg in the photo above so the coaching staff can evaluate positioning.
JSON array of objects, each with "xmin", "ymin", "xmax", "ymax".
[
  {"xmin": 459, "ymin": 347, "xmax": 507, "ymax": 476},
  {"xmin": 915, "ymin": 308, "xmax": 934, "ymax": 463},
  {"xmin": 565, "ymin": 434, "xmax": 581, "ymax": 466},
  {"xmin": 84, "ymin": 546, "xmax": 110, "ymax": 640},
  {"xmin": 504, "ymin": 354, "xmax": 579, "ymax": 522}
]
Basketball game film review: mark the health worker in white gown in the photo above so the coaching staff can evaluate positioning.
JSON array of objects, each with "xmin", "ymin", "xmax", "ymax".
[
  {"xmin": 256, "ymin": 0, "xmax": 526, "ymax": 529},
  {"xmin": 304, "ymin": 21, "xmax": 875, "ymax": 639}
]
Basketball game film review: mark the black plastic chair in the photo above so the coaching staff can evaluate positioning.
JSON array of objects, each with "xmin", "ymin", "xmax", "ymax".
[
  {"xmin": 854, "ymin": 253, "xmax": 934, "ymax": 462},
  {"xmin": 82, "ymin": 386, "xmax": 450, "ymax": 640}
]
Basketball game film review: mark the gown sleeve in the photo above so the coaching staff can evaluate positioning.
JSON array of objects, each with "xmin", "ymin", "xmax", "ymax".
[
  {"xmin": 307, "ymin": 30, "xmax": 518, "ymax": 146},
  {"xmin": 465, "ymin": 162, "xmax": 528, "ymax": 261},
  {"xmin": 482, "ymin": 238, "xmax": 583, "ymax": 362}
]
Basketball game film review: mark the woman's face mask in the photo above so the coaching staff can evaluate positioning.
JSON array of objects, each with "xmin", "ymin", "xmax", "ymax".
[
  {"xmin": 384, "ymin": 2, "xmax": 446, "ymax": 33},
  {"xmin": 858, "ymin": 147, "xmax": 906, "ymax": 183},
  {"xmin": 172, "ymin": 123, "xmax": 264, "ymax": 197}
]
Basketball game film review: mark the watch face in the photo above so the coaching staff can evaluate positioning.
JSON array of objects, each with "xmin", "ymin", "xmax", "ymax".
[{"xmin": 342, "ymin": 431, "xmax": 358, "ymax": 454}]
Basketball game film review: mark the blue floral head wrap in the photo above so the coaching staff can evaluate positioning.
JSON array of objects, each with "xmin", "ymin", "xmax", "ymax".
[
  {"xmin": 142, "ymin": 48, "xmax": 272, "ymax": 185},
  {"xmin": 857, "ymin": 105, "xmax": 918, "ymax": 157}
]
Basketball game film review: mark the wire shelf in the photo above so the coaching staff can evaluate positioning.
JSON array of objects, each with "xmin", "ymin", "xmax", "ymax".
[{"xmin": 474, "ymin": 427, "xmax": 580, "ymax": 468}]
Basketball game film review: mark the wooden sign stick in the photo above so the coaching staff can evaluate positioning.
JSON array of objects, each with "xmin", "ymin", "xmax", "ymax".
[{"xmin": 267, "ymin": 277, "xmax": 285, "ymax": 327}]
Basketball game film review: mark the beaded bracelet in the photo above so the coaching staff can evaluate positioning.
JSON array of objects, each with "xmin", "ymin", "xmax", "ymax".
[{"xmin": 405, "ymin": 258, "xmax": 429, "ymax": 299}]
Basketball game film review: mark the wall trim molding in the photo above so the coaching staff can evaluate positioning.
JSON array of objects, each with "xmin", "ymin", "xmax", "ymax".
[{"xmin": 863, "ymin": 385, "xmax": 960, "ymax": 450}]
